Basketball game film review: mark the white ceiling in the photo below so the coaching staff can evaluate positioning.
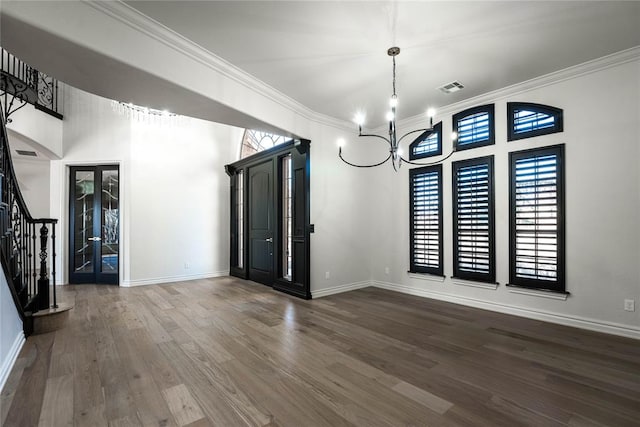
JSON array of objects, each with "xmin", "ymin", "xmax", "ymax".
[{"xmin": 123, "ymin": 1, "xmax": 640, "ymax": 127}]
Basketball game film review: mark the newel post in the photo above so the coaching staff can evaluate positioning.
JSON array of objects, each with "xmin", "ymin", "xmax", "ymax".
[{"xmin": 37, "ymin": 222, "xmax": 50, "ymax": 310}]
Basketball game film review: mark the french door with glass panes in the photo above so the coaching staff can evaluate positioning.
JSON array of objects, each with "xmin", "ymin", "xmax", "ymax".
[{"xmin": 69, "ymin": 166, "xmax": 120, "ymax": 284}]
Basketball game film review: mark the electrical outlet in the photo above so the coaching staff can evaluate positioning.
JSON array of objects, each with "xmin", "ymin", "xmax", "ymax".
[
  {"xmin": 184, "ymin": 262, "xmax": 191, "ymax": 270},
  {"xmin": 385, "ymin": 267, "xmax": 390, "ymax": 275},
  {"xmin": 325, "ymin": 271, "xmax": 330, "ymax": 280},
  {"xmin": 624, "ymin": 299, "xmax": 635, "ymax": 312}
]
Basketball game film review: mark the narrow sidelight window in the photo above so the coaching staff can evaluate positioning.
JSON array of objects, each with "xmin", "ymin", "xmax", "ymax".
[
  {"xmin": 509, "ymin": 145, "xmax": 565, "ymax": 292},
  {"xmin": 282, "ymin": 154, "xmax": 293, "ymax": 280},
  {"xmin": 452, "ymin": 156, "xmax": 495, "ymax": 282},
  {"xmin": 236, "ymin": 170, "xmax": 244, "ymax": 268},
  {"xmin": 453, "ymin": 104, "xmax": 495, "ymax": 151},
  {"xmin": 410, "ymin": 165, "xmax": 443, "ymax": 275}
]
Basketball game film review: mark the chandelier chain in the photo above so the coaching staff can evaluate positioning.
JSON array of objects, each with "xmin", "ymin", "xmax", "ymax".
[{"xmin": 392, "ymin": 55, "xmax": 397, "ymax": 96}]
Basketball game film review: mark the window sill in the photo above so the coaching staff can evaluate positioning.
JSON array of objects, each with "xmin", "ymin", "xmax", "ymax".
[
  {"xmin": 506, "ymin": 284, "xmax": 570, "ymax": 301},
  {"xmin": 451, "ymin": 277, "xmax": 499, "ymax": 290},
  {"xmin": 407, "ymin": 272, "xmax": 446, "ymax": 283}
]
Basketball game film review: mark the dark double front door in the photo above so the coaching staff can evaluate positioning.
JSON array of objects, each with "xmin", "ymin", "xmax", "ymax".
[
  {"xmin": 69, "ymin": 165, "xmax": 119, "ymax": 284},
  {"xmin": 227, "ymin": 140, "xmax": 311, "ymax": 299}
]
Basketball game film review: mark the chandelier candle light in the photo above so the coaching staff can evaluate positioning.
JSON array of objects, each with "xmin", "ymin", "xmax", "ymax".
[{"xmin": 338, "ymin": 46, "xmax": 456, "ymax": 171}]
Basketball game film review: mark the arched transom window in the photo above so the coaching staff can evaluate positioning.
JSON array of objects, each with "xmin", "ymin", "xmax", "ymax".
[{"xmin": 240, "ymin": 129, "xmax": 289, "ymax": 159}]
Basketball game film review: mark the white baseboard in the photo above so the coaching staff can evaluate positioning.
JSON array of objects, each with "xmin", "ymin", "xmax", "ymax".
[
  {"xmin": 312, "ymin": 280, "xmax": 373, "ymax": 298},
  {"xmin": 0, "ymin": 331, "xmax": 25, "ymax": 393},
  {"xmin": 121, "ymin": 270, "xmax": 229, "ymax": 287},
  {"xmin": 372, "ymin": 281, "xmax": 640, "ymax": 340}
]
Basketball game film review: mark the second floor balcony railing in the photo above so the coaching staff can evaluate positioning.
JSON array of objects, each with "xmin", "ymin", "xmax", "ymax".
[{"xmin": 0, "ymin": 47, "xmax": 63, "ymax": 121}]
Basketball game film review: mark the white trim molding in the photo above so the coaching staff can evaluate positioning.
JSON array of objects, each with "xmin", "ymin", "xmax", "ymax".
[
  {"xmin": 407, "ymin": 273, "xmax": 446, "ymax": 283},
  {"xmin": 312, "ymin": 280, "xmax": 373, "ymax": 298},
  {"xmin": 507, "ymin": 285, "xmax": 569, "ymax": 301},
  {"xmin": 0, "ymin": 332, "xmax": 25, "ymax": 393},
  {"xmin": 83, "ymin": 0, "xmax": 351, "ymax": 133},
  {"xmin": 121, "ymin": 270, "xmax": 229, "ymax": 287},
  {"xmin": 371, "ymin": 281, "xmax": 640, "ymax": 340},
  {"xmin": 399, "ymin": 46, "xmax": 640, "ymax": 130},
  {"xmin": 452, "ymin": 278, "xmax": 499, "ymax": 291}
]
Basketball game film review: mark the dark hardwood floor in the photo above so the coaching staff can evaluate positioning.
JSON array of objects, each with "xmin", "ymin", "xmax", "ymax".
[{"xmin": 2, "ymin": 277, "xmax": 639, "ymax": 426}]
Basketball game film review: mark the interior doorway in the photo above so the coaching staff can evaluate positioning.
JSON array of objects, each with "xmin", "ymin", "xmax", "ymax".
[{"xmin": 68, "ymin": 165, "xmax": 120, "ymax": 284}]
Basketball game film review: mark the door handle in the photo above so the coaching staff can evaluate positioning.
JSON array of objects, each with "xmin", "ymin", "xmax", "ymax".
[
  {"xmin": 88, "ymin": 237, "xmax": 102, "ymax": 241},
  {"xmin": 265, "ymin": 237, "xmax": 273, "ymax": 243}
]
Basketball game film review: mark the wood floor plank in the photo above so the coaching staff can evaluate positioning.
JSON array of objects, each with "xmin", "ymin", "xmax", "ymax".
[
  {"xmin": 3, "ymin": 278, "xmax": 639, "ymax": 427},
  {"xmin": 162, "ymin": 384, "xmax": 205, "ymax": 426},
  {"xmin": 391, "ymin": 380, "xmax": 453, "ymax": 415},
  {"xmin": 4, "ymin": 333, "xmax": 54, "ymax": 426},
  {"xmin": 38, "ymin": 374, "xmax": 73, "ymax": 427}
]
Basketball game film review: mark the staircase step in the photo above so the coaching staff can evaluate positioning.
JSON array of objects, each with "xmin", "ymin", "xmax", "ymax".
[{"xmin": 31, "ymin": 304, "xmax": 73, "ymax": 335}]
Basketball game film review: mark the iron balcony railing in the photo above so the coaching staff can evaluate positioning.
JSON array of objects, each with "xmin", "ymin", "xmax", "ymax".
[{"xmin": 0, "ymin": 47, "xmax": 63, "ymax": 120}]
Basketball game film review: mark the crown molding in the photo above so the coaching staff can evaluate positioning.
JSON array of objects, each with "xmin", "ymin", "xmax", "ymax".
[
  {"xmin": 83, "ymin": 1, "xmax": 351, "ymax": 132},
  {"xmin": 399, "ymin": 45, "xmax": 640, "ymax": 129},
  {"xmin": 79, "ymin": 1, "xmax": 640, "ymax": 135}
]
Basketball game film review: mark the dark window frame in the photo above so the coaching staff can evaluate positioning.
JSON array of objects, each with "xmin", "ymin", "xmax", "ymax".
[
  {"xmin": 409, "ymin": 165, "xmax": 444, "ymax": 276},
  {"xmin": 509, "ymin": 144, "xmax": 565, "ymax": 293},
  {"xmin": 453, "ymin": 104, "xmax": 495, "ymax": 151},
  {"xmin": 507, "ymin": 102, "xmax": 564, "ymax": 141},
  {"xmin": 452, "ymin": 156, "xmax": 496, "ymax": 283},
  {"xmin": 409, "ymin": 121, "xmax": 442, "ymax": 160}
]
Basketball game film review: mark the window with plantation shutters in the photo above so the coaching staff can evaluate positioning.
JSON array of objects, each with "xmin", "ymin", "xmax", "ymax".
[
  {"xmin": 508, "ymin": 102, "xmax": 563, "ymax": 141},
  {"xmin": 509, "ymin": 145, "xmax": 565, "ymax": 292},
  {"xmin": 409, "ymin": 122, "xmax": 442, "ymax": 159},
  {"xmin": 410, "ymin": 165, "xmax": 443, "ymax": 275},
  {"xmin": 453, "ymin": 104, "xmax": 495, "ymax": 151},
  {"xmin": 452, "ymin": 156, "xmax": 495, "ymax": 282}
]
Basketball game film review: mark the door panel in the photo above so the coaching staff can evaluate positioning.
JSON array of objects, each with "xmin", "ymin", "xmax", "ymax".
[
  {"xmin": 248, "ymin": 161, "xmax": 274, "ymax": 285},
  {"xmin": 100, "ymin": 169, "xmax": 119, "ymax": 276},
  {"xmin": 69, "ymin": 166, "xmax": 119, "ymax": 284},
  {"xmin": 71, "ymin": 170, "xmax": 95, "ymax": 275},
  {"xmin": 273, "ymin": 146, "xmax": 310, "ymax": 298}
]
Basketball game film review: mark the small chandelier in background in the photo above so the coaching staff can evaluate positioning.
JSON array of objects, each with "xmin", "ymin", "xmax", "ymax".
[
  {"xmin": 338, "ymin": 46, "xmax": 456, "ymax": 171},
  {"xmin": 111, "ymin": 100, "xmax": 184, "ymax": 127}
]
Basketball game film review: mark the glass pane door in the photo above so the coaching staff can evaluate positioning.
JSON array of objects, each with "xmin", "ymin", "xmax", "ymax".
[
  {"xmin": 72, "ymin": 171, "xmax": 95, "ymax": 274},
  {"xmin": 101, "ymin": 169, "xmax": 119, "ymax": 275},
  {"xmin": 69, "ymin": 166, "xmax": 119, "ymax": 284}
]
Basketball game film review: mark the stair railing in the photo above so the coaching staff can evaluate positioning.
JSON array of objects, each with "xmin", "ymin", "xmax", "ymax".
[{"xmin": 0, "ymin": 104, "xmax": 57, "ymax": 336}]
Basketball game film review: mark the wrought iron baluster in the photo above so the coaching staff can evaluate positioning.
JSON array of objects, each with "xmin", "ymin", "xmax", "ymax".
[
  {"xmin": 32, "ymin": 222, "xmax": 37, "ymax": 301},
  {"xmin": 51, "ymin": 222, "xmax": 57, "ymax": 308},
  {"xmin": 38, "ymin": 223, "xmax": 50, "ymax": 310}
]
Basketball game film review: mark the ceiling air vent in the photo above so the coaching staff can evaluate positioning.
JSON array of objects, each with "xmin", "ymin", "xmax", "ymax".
[
  {"xmin": 16, "ymin": 150, "xmax": 38, "ymax": 157},
  {"xmin": 438, "ymin": 81, "xmax": 464, "ymax": 94}
]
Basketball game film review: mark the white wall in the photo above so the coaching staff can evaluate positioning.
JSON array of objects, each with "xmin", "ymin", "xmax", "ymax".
[
  {"xmin": 12, "ymin": 158, "xmax": 51, "ymax": 219},
  {"xmin": 368, "ymin": 57, "xmax": 640, "ymax": 338},
  {"xmin": 307, "ymin": 122, "xmax": 378, "ymax": 296},
  {"xmin": 128, "ymin": 114, "xmax": 243, "ymax": 284},
  {"xmin": 0, "ymin": 273, "xmax": 24, "ymax": 392},
  {"xmin": 6, "ymin": 103, "xmax": 63, "ymax": 159}
]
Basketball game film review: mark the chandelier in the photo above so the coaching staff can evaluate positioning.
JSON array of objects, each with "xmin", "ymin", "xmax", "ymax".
[{"xmin": 338, "ymin": 47, "xmax": 455, "ymax": 171}]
